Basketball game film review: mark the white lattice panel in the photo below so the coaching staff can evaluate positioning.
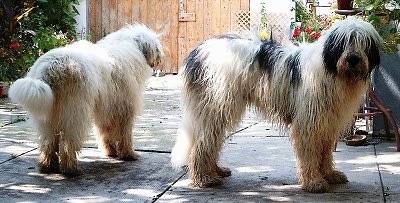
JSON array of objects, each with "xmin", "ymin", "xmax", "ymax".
[{"xmin": 235, "ymin": 11, "xmax": 292, "ymax": 43}]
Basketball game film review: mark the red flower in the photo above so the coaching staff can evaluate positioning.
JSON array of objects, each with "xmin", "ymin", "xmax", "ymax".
[
  {"xmin": 309, "ymin": 31, "xmax": 321, "ymax": 41},
  {"xmin": 304, "ymin": 27, "xmax": 312, "ymax": 34},
  {"xmin": 293, "ymin": 28, "xmax": 301, "ymax": 38},
  {"xmin": 9, "ymin": 42, "xmax": 21, "ymax": 50}
]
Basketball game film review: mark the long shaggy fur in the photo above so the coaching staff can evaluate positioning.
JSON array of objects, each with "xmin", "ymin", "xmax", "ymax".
[
  {"xmin": 9, "ymin": 23, "xmax": 164, "ymax": 176},
  {"xmin": 171, "ymin": 17, "xmax": 383, "ymax": 192}
]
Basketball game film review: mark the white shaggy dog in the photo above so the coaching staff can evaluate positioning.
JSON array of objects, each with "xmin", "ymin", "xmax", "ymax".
[
  {"xmin": 9, "ymin": 23, "xmax": 164, "ymax": 176},
  {"xmin": 171, "ymin": 17, "xmax": 383, "ymax": 193}
]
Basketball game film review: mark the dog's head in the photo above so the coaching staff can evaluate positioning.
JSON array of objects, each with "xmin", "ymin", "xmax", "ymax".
[
  {"xmin": 128, "ymin": 23, "xmax": 165, "ymax": 67},
  {"xmin": 322, "ymin": 17, "xmax": 383, "ymax": 81}
]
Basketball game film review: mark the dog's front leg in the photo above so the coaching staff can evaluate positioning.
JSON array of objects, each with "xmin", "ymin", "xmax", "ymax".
[
  {"xmin": 291, "ymin": 122, "xmax": 329, "ymax": 193},
  {"xmin": 320, "ymin": 134, "xmax": 348, "ymax": 185}
]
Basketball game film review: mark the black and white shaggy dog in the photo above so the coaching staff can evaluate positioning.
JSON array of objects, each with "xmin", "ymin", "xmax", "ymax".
[
  {"xmin": 171, "ymin": 17, "xmax": 383, "ymax": 193},
  {"xmin": 9, "ymin": 23, "xmax": 164, "ymax": 176}
]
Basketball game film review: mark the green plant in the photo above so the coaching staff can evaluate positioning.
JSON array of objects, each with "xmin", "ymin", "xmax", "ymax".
[
  {"xmin": 295, "ymin": 0, "xmax": 313, "ymax": 23},
  {"xmin": 34, "ymin": 27, "xmax": 70, "ymax": 55},
  {"xmin": 259, "ymin": 2, "xmax": 269, "ymax": 39},
  {"xmin": 355, "ymin": 0, "xmax": 400, "ymax": 53},
  {"xmin": 260, "ymin": 2, "xmax": 268, "ymax": 31},
  {"xmin": 0, "ymin": 0, "xmax": 79, "ymax": 82}
]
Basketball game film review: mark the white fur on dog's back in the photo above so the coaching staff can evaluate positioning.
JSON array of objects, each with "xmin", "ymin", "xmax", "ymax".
[
  {"xmin": 9, "ymin": 40, "xmax": 106, "ymax": 122},
  {"xmin": 171, "ymin": 125, "xmax": 194, "ymax": 168},
  {"xmin": 9, "ymin": 77, "xmax": 53, "ymax": 120}
]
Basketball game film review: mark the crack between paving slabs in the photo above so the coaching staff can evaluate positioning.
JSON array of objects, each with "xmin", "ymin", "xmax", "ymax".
[
  {"xmin": 0, "ymin": 118, "xmax": 37, "ymax": 164},
  {"xmin": 373, "ymin": 144, "xmax": 389, "ymax": 203},
  {"xmin": 0, "ymin": 147, "xmax": 37, "ymax": 164}
]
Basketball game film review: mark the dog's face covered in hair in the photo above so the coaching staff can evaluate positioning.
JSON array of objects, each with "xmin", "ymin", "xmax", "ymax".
[
  {"xmin": 137, "ymin": 36, "xmax": 164, "ymax": 67},
  {"xmin": 100, "ymin": 23, "xmax": 165, "ymax": 67},
  {"xmin": 130, "ymin": 24, "xmax": 165, "ymax": 67},
  {"xmin": 321, "ymin": 18, "xmax": 382, "ymax": 81}
]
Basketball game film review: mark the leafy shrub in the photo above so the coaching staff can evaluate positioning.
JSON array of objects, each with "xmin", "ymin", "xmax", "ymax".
[
  {"xmin": 0, "ymin": 0, "xmax": 79, "ymax": 81},
  {"xmin": 355, "ymin": 0, "xmax": 400, "ymax": 53}
]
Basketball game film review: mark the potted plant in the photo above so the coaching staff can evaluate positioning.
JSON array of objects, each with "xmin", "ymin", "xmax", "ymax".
[
  {"xmin": 0, "ymin": 83, "xmax": 4, "ymax": 98},
  {"xmin": 338, "ymin": 0, "xmax": 354, "ymax": 10}
]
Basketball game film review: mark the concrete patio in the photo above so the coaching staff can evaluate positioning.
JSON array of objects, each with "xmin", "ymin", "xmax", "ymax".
[{"xmin": 0, "ymin": 75, "xmax": 399, "ymax": 202}]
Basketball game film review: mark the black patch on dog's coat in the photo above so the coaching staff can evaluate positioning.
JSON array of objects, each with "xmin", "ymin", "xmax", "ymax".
[
  {"xmin": 183, "ymin": 34, "xmax": 243, "ymax": 86},
  {"xmin": 183, "ymin": 47, "xmax": 205, "ymax": 86},
  {"xmin": 257, "ymin": 41, "xmax": 301, "ymax": 85},
  {"xmin": 286, "ymin": 51, "xmax": 302, "ymax": 86},
  {"xmin": 256, "ymin": 41, "xmax": 281, "ymax": 78}
]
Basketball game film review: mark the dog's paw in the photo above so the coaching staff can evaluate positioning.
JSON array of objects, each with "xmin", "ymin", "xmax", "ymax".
[
  {"xmin": 104, "ymin": 149, "xmax": 118, "ymax": 158},
  {"xmin": 39, "ymin": 154, "xmax": 60, "ymax": 174},
  {"xmin": 302, "ymin": 179, "xmax": 329, "ymax": 193},
  {"xmin": 191, "ymin": 175, "xmax": 223, "ymax": 188},
  {"xmin": 324, "ymin": 170, "xmax": 348, "ymax": 184},
  {"xmin": 39, "ymin": 163, "xmax": 60, "ymax": 174},
  {"xmin": 119, "ymin": 152, "xmax": 139, "ymax": 161},
  {"xmin": 217, "ymin": 166, "xmax": 232, "ymax": 178},
  {"xmin": 61, "ymin": 168, "xmax": 83, "ymax": 177}
]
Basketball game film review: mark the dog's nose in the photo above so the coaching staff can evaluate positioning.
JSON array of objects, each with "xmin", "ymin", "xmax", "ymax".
[{"xmin": 347, "ymin": 54, "xmax": 360, "ymax": 66}]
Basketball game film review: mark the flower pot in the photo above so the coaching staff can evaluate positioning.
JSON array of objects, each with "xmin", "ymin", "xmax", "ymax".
[
  {"xmin": 337, "ymin": 0, "xmax": 353, "ymax": 10},
  {"xmin": 0, "ymin": 82, "xmax": 8, "ymax": 98}
]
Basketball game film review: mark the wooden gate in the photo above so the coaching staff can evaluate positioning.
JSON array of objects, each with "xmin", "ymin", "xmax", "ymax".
[{"xmin": 89, "ymin": 0, "xmax": 250, "ymax": 73}]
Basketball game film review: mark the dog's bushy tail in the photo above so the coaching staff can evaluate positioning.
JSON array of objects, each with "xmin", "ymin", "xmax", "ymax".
[
  {"xmin": 171, "ymin": 126, "xmax": 194, "ymax": 169},
  {"xmin": 9, "ymin": 77, "xmax": 53, "ymax": 121}
]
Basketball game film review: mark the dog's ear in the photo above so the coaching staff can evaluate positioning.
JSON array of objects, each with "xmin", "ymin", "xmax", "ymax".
[
  {"xmin": 134, "ymin": 34, "xmax": 164, "ymax": 67},
  {"xmin": 367, "ymin": 39, "xmax": 381, "ymax": 72},
  {"xmin": 136, "ymin": 37, "xmax": 151, "ymax": 60},
  {"xmin": 322, "ymin": 28, "xmax": 343, "ymax": 75}
]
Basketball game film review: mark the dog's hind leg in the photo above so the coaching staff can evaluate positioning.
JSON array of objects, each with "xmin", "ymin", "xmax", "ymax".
[
  {"xmin": 56, "ymin": 101, "xmax": 92, "ymax": 177},
  {"xmin": 59, "ymin": 142, "xmax": 82, "ymax": 177},
  {"xmin": 188, "ymin": 120, "xmax": 226, "ymax": 187},
  {"xmin": 114, "ymin": 116, "xmax": 139, "ymax": 161},
  {"xmin": 188, "ymin": 100, "xmax": 245, "ymax": 187},
  {"xmin": 58, "ymin": 121, "xmax": 88, "ymax": 177},
  {"xmin": 291, "ymin": 121, "xmax": 329, "ymax": 193},
  {"xmin": 36, "ymin": 120, "xmax": 60, "ymax": 174},
  {"xmin": 96, "ymin": 125, "xmax": 118, "ymax": 158},
  {"xmin": 95, "ymin": 113, "xmax": 138, "ymax": 161}
]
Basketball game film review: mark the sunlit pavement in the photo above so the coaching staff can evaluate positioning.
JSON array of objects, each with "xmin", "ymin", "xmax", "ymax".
[{"xmin": 0, "ymin": 75, "xmax": 399, "ymax": 202}]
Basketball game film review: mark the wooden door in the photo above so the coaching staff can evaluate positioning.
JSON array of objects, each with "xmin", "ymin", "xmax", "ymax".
[
  {"xmin": 88, "ymin": 0, "xmax": 250, "ymax": 74},
  {"xmin": 177, "ymin": 0, "xmax": 250, "ymax": 69}
]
